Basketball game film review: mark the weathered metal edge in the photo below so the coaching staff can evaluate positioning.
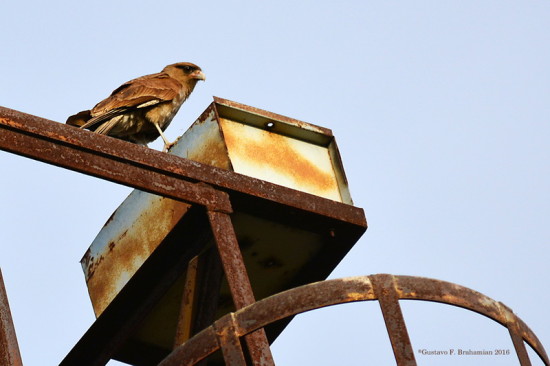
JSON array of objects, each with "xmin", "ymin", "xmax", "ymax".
[{"xmin": 213, "ymin": 97, "xmax": 334, "ymax": 138}]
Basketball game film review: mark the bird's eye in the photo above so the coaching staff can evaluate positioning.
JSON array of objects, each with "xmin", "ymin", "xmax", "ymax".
[{"xmin": 180, "ymin": 65, "xmax": 192, "ymax": 72}]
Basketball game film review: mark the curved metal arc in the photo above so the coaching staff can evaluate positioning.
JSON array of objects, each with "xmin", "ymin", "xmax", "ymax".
[
  {"xmin": 159, "ymin": 274, "xmax": 549, "ymax": 366},
  {"xmin": 389, "ymin": 275, "xmax": 548, "ymax": 365}
]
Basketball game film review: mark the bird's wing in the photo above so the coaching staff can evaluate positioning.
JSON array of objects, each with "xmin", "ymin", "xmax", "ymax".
[
  {"xmin": 80, "ymin": 73, "xmax": 182, "ymax": 130},
  {"xmin": 93, "ymin": 117, "xmax": 122, "ymax": 135},
  {"xmin": 66, "ymin": 110, "xmax": 92, "ymax": 127}
]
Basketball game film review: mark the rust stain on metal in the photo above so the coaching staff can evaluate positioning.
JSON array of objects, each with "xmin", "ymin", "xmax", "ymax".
[
  {"xmin": 104, "ymin": 212, "xmax": 116, "ymax": 227},
  {"xmin": 345, "ymin": 291, "xmax": 370, "ymax": 301},
  {"xmin": 170, "ymin": 106, "xmax": 233, "ymax": 171},
  {"xmin": 85, "ymin": 196, "xmax": 191, "ymax": 316},
  {"xmin": 219, "ymin": 117, "xmax": 341, "ymax": 200},
  {"xmin": 213, "ymin": 314, "xmax": 247, "ymax": 366},
  {"xmin": 185, "ymin": 130, "xmax": 232, "ymax": 171},
  {"xmin": 170, "ymin": 98, "xmax": 353, "ymax": 204}
]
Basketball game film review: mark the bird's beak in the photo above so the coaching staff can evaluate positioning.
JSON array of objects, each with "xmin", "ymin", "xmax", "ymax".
[{"xmin": 193, "ymin": 70, "xmax": 206, "ymax": 81}]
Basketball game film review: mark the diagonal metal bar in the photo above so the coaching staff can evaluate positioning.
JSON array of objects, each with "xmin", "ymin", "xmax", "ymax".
[
  {"xmin": 500, "ymin": 302, "xmax": 532, "ymax": 366},
  {"xmin": 0, "ymin": 269, "xmax": 23, "ymax": 366},
  {"xmin": 0, "ymin": 106, "xmax": 231, "ymax": 212},
  {"xmin": 370, "ymin": 274, "xmax": 417, "ymax": 366},
  {"xmin": 207, "ymin": 210, "xmax": 275, "ymax": 366},
  {"xmin": 207, "ymin": 211, "xmax": 256, "ymax": 310}
]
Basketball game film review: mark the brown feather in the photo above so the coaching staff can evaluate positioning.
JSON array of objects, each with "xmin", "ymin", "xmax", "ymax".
[
  {"xmin": 66, "ymin": 62, "xmax": 205, "ymax": 151},
  {"xmin": 90, "ymin": 73, "xmax": 181, "ymax": 114},
  {"xmin": 66, "ymin": 110, "xmax": 92, "ymax": 127}
]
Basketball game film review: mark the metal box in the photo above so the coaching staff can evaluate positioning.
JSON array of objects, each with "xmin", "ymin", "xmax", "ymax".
[
  {"xmin": 80, "ymin": 98, "xmax": 367, "ymax": 363},
  {"xmin": 173, "ymin": 97, "xmax": 353, "ymax": 204}
]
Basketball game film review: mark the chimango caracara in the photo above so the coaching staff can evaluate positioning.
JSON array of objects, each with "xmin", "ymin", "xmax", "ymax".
[{"xmin": 67, "ymin": 62, "xmax": 205, "ymax": 151}]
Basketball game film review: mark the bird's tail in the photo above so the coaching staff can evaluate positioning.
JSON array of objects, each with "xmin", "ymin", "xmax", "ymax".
[{"xmin": 66, "ymin": 110, "xmax": 92, "ymax": 127}]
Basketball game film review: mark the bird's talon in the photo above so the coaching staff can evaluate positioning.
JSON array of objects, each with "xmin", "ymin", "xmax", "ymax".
[{"xmin": 163, "ymin": 141, "xmax": 175, "ymax": 152}]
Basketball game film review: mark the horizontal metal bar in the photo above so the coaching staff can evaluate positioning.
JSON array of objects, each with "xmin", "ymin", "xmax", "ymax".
[{"xmin": 0, "ymin": 106, "xmax": 232, "ymax": 213}]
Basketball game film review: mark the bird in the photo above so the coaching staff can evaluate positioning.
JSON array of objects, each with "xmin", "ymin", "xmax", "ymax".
[{"xmin": 67, "ymin": 62, "xmax": 206, "ymax": 151}]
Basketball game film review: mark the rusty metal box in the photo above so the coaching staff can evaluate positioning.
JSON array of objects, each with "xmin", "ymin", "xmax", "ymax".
[
  {"xmin": 79, "ymin": 98, "xmax": 366, "ymax": 363},
  {"xmin": 173, "ymin": 97, "xmax": 353, "ymax": 204}
]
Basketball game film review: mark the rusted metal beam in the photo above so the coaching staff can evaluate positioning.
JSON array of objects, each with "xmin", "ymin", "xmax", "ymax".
[
  {"xmin": 0, "ymin": 269, "xmax": 23, "ymax": 366},
  {"xmin": 174, "ymin": 256, "xmax": 200, "ymax": 348},
  {"xmin": 174, "ymin": 248, "xmax": 225, "ymax": 350},
  {"xmin": 208, "ymin": 211, "xmax": 256, "ymax": 310},
  {"xmin": 189, "ymin": 248, "xmax": 225, "ymax": 339},
  {"xmin": 0, "ymin": 106, "xmax": 366, "ymax": 228},
  {"xmin": 208, "ymin": 210, "xmax": 275, "ymax": 366},
  {"xmin": 160, "ymin": 275, "xmax": 549, "ymax": 366},
  {"xmin": 159, "ymin": 326, "xmax": 218, "ymax": 366},
  {"xmin": 0, "ymin": 106, "xmax": 231, "ymax": 213},
  {"xmin": 370, "ymin": 274, "xmax": 416, "ymax": 366}
]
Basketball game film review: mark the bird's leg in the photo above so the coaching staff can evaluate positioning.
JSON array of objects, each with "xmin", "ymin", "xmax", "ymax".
[{"xmin": 153, "ymin": 122, "xmax": 175, "ymax": 152}]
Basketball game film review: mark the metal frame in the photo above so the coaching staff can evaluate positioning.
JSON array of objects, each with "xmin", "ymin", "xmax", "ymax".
[
  {"xmin": 1, "ymin": 106, "xmax": 547, "ymax": 366},
  {"xmin": 0, "ymin": 106, "xmax": 366, "ymax": 365},
  {"xmin": 0, "ymin": 107, "xmax": 275, "ymax": 365},
  {"xmin": 159, "ymin": 274, "xmax": 550, "ymax": 366}
]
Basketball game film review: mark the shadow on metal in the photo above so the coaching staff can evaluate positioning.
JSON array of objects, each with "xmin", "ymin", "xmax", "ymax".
[{"xmin": 159, "ymin": 274, "xmax": 549, "ymax": 366}]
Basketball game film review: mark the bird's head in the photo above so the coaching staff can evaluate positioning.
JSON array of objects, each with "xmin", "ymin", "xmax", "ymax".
[{"xmin": 163, "ymin": 62, "xmax": 206, "ymax": 85}]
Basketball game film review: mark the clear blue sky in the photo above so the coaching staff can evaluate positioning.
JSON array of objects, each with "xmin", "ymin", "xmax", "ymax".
[{"xmin": 1, "ymin": 1, "xmax": 549, "ymax": 365}]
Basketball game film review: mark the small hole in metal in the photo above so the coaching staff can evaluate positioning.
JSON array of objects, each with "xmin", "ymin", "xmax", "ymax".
[{"xmin": 265, "ymin": 121, "xmax": 275, "ymax": 129}]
